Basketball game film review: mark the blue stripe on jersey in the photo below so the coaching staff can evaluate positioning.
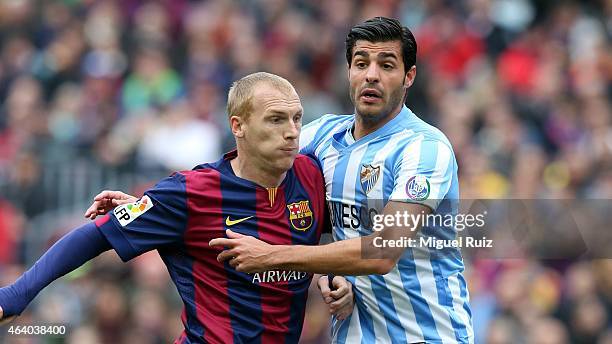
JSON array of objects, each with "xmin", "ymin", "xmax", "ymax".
[
  {"xmin": 330, "ymin": 145, "xmax": 349, "ymax": 242},
  {"xmin": 397, "ymin": 251, "xmax": 442, "ymax": 341},
  {"xmin": 283, "ymin": 178, "xmax": 309, "ymax": 344},
  {"xmin": 160, "ymin": 252, "xmax": 205, "ymax": 341},
  {"xmin": 356, "ymin": 293, "xmax": 376, "ymax": 344},
  {"xmin": 458, "ymin": 273, "xmax": 473, "ymax": 341},
  {"xmin": 437, "ymin": 273, "xmax": 467, "ymax": 342},
  {"xmin": 219, "ymin": 174, "xmax": 263, "ymax": 343},
  {"xmin": 333, "ymin": 316, "xmax": 350, "ymax": 343},
  {"xmin": 301, "ymin": 115, "xmax": 351, "ymax": 156},
  {"xmin": 356, "ymin": 141, "xmax": 408, "ymax": 343},
  {"xmin": 459, "ymin": 273, "xmax": 473, "ymax": 321},
  {"xmin": 367, "ymin": 276, "xmax": 407, "ymax": 343},
  {"xmin": 416, "ymin": 140, "xmax": 438, "ymax": 242},
  {"xmin": 383, "ymin": 135, "xmax": 415, "ymax": 204}
]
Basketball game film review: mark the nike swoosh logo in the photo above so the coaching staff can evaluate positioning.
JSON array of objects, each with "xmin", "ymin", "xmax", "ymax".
[{"xmin": 225, "ymin": 216, "xmax": 253, "ymax": 226}]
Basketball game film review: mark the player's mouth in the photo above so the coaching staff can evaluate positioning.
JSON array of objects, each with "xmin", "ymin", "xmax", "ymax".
[
  {"xmin": 359, "ymin": 88, "xmax": 383, "ymax": 103},
  {"xmin": 280, "ymin": 147, "xmax": 298, "ymax": 154}
]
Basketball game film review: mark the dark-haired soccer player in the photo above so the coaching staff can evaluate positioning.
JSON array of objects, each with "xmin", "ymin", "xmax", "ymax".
[{"xmin": 0, "ymin": 72, "xmax": 353, "ymax": 344}]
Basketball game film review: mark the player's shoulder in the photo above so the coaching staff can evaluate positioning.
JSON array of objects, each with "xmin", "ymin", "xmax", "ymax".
[
  {"xmin": 400, "ymin": 112, "xmax": 454, "ymax": 152},
  {"xmin": 180, "ymin": 161, "xmax": 224, "ymax": 177},
  {"xmin": 160, "ymin": 163, "xmax": 223, "ymax": 191},
  {"xmin": 302, "ymin": 113, "xmax": 352, "ymax": 139},
  {"xmin": 301, "ymin": 113, "xmax": 353, "ymax": 153},
  {"xmin": 138, "ymin": 172, "xmax": 189, "ymax": 210},
  {"xmin": 150, "ymin": 171, "xmax": 187, "ymax": 190},
  {"xmin": 304, "ymin": 113, "xmax": 353, "ymax": 129},
  {"xmin": 293, "ymin": 154, "xmax": 323, "ymax": 173},
  {"xmin": 292, "ymin": 154, "xmax": 324, "ymax": 183}
]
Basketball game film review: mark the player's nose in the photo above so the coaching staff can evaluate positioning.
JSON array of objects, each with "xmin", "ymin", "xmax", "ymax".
[
  {"xmin": 365, "ymin": 64, "xmax": 380, "ymax": 83},
  {"xmin": 285, "ymin": 121, "xmax": 299, "ymax": 139}
]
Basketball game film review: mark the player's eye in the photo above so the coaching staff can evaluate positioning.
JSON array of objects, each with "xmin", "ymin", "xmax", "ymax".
[
  {"xmin": 383, "ymin": 63, "xmax": 394, "ymax": 70},
  {"xmin": 355, "ymin": 61, "xmax": 367, "ymax": 69},
  {"xmin": 293, "ymin": 113, "xmax": 302, "ymax": 122}
]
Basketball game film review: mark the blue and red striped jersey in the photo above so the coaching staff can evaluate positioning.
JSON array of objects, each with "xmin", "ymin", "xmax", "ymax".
[{"xmin": 94, "ymin": 151, "xmax": 327, "ymax": 344}]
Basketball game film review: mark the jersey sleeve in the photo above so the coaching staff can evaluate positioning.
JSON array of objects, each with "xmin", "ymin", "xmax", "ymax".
[
  {"xmin": 300, "ymin": 116, "xmax": 326, "ymax": 155},
  {"xmin": 300, "ymin": 114, "xmax": 348, "ymax": 156},
  {"xmin": 94, "ymin": 173, "xmax": 188, "ymax": 261},
  {"xmin": 389, "ymin": 139, "xmax": 456, "ymax": 211}
]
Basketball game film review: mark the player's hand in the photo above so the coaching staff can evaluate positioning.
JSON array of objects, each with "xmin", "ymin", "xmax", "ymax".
[
  {"xmin": 318, "ymin": 275, "xmax": 354, "ymax": 321},
  {"xmin": 209, "ymin": 229, "xmax": 274, "ymax": 273},
  {"xmin": 0, "ymin": 306, "xmax": 17, "ymax": 326},
  {"xmin": 84, "ymin": 190, "xmax": 138, "ymax": 220}
]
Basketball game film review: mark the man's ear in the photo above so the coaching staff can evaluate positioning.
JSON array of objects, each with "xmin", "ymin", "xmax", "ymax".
[
  {"xmin": 230, "ymin": 115, "xmax": 245, "ymax": 138},
  {"xmin": 404, "ymin": 66, "xmax": 417, "ymax": 89}
]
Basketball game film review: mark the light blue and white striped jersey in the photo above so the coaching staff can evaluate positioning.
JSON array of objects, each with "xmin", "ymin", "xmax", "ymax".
[{"xmin": 300, "ymin": 106, "xmax": 473, "ymax": 344}]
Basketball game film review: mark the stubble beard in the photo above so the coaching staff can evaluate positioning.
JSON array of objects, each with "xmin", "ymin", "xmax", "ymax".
[{"xmin": 352, "ymin": 85, "xmax": 406, "ymax": 127}]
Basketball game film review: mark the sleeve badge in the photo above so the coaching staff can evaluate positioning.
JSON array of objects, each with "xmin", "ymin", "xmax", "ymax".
[
  {"xmin": 113, "ymin": 195, "xmax": 154, "ymax": 227},
  {"xmin": 406, "ymin": 175, "xmax": 430, "ymax": 201}
]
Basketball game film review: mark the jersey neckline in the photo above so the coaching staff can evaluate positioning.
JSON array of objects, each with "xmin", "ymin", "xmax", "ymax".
[{"xmin": 334, "ymin": 106, "xmax": 415, "ymax": 150}]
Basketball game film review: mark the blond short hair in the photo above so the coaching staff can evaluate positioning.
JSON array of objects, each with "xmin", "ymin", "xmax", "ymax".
[{"xmin": 226, "ymin": 72, "xmax": 295, "ymax": 120}]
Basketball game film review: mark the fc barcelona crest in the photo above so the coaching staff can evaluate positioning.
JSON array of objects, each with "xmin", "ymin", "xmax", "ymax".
[
  {"xmin": 287, "ymin": 200, "xmax": 313, "ymax": 231},
  {"xmin": 360, "ymin": 164, "xmax": 381, "ymax": 194}
]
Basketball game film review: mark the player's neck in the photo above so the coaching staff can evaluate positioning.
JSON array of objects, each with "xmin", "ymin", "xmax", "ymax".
[
  {"xmin": 353, "ymin": 105, "xmax": 402, "ymax": 140},
  {"xmin": 230, "ymin": 156, "xmax": 287, "ymax": 188}
]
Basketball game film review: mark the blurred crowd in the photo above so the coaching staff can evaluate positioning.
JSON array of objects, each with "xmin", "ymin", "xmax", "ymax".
[{"xmin": 0, "ymin": 0, "xmax": 610, "ymax": 343}]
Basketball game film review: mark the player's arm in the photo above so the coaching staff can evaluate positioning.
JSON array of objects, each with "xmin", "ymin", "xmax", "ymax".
[
  {"xmin": 1, "ymin": 174, "xmax": 187, "ymax": 322},
  {"xmin": 212, "ymin": 201, "xmax": 429, "ymax": 275},
  {"xmin": 276, "ymin": 201, "xmax": 430, "ymax": 275},
  {"xmin": 94, "ymin": 174, "xmax": 188, "ymax": 262},
  {"xmin": 0, "ymin": 222, "xmax": 112, "ymax": 321}
]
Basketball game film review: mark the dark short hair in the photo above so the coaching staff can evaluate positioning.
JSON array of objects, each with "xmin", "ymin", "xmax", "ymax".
[{"xmin": 345, "ymin": 17, "xmax": 417, "ymax": 73}]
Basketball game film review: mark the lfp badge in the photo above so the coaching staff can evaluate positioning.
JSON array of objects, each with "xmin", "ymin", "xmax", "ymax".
[
  {"xmin": 287, "ymin": 200, "xmax": 313, "ymax": 231},
  {"xmin": 406, "ymin": 175, "xmax": 430, "ymax": 201}
]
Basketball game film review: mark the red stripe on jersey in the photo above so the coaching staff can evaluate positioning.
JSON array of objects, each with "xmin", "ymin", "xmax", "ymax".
[
  {"xmin": 185, "ymin": 169, "xmax": 233, "ymax": 344},
  {"xmin": 292, "ymin": 156, "xmax": 326, "ymax": 238},
  {"xmin": 256, "ymin": 187, "xmax": 293, "ymax": 344},
  {"xmin": 94, "ymin": 214, "xmax": 110, "ymax": 227}
]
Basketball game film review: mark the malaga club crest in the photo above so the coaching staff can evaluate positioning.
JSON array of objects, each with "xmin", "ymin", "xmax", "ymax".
[
  {"xmin": 360, "ymin": 164, "xmax": 381, "ymax": 194},
  {"xmin": 287, "ymin": 200, "xmax": 313, "ymax": 231},
  {"xmin": 406, "ymin": 175, "xmax": 430, "ymax": 201}
]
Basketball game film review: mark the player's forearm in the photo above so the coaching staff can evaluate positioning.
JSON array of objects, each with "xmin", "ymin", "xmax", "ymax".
[
  {"xmin": 271, "ymin": 202, "xmax": 430, "ymax": 275},
  {"xmin": 268, "ymin": 236, "xmax": 395, "ymax": 275},
  {"xmin": 0, "ymin": 222, "xmax": 111, "ymax": 317}
]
